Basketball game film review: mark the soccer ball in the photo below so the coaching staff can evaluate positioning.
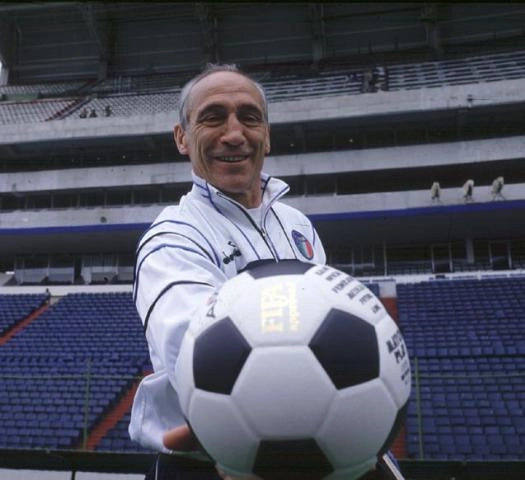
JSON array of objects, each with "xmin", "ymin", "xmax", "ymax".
[{"xmin": 174, "ymin": 261, "xmax": 411, "ymax": 480}]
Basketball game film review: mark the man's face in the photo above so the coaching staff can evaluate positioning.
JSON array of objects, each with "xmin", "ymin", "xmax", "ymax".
[{"xmin": 174, "ymin": 71, "xmax": 270, "ymax": 208}]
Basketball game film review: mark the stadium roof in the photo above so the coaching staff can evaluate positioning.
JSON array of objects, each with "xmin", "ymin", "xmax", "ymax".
[{"xmin": 1, "ymin": 2, "xmax": 525, "ymax": 84}]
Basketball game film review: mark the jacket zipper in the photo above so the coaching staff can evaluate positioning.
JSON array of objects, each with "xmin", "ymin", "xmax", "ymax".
[{"xmin": 217, "ymin": 192, "xmax": 277, "ymax": 260}]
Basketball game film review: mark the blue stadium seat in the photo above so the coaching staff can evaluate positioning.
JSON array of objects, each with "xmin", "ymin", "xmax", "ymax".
[{"xmin": 0, "ymin": 291, "xmax": 149, "ymax": 451}]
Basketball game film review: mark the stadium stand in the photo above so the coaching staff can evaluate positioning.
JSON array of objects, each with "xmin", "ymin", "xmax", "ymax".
[
  {"xmin": 1, "ymin": 3, "xmax": 525, "ymax": 479},
  {"xmin": 77, "ymin": 93, "xmax": 180, "ymax": 119},
  {"xmin": 0, "ymin": 81, "xmax": 86, "ymax": 97},
  {"xmin": 0, "ymin": 99, "xmax": 80, "ymax": 124},
  {"xmin": 0, "ymin": 293, "xmax": 48, "ymax": 336},
  {"xmin": 0, "ymin": 292, "xmax": 151, "ymax": 451},
  {"xmin": 3, "ymin": 49, "xmax": 525, "ymax": 124}
]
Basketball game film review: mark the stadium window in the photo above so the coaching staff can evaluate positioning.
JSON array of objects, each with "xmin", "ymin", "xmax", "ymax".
[
  {"xmin": 23, "ymin": 255, "xmax": 49, "ymax": 270},
  {"xmin": 107, "ymin": 189, "xmax": 132, "ymax": 206},
  {"xmin": 162, "ymin": 183, "xmax": 192, "ymax": 204},
  {"xmin": 117, "ymin": 253, "xmax": 134, "ymax": 267},
  {"xmin": 431, "ymin": 244, "xmax": 452, "ymax": 273},
  {"xmin": 427, "ymin": 124, "xmax": 455, "ymax": 143},
  {"xmin": 26, "ymin": 193, "xmax": 51, "ymax": 210},
  {"xmin": 395, "ymin": 126, "xmax": 427, "ymax": 146},
  {"xmin": 83, "ymin": 253, "xmax": 117, "ymax": 269},
  {"xmin": 473, "ymin": 239, "xmax": 491, "ymax": 269},
  {"xmin": 510, "ymin": 238, "xmax": 525, "ymax": 269},
  {"xmin": 450, "ymin": 241, "xmax": 466, "ymax": 257},
  {"xmin": 386, "ymin": 244, "xmax": 431, "ymax": 274},
  {"xmin": 133, "ymin": 187, "xmax": 160, "ymax": 205},
  {"xmin": 354, "ymin": 245, "xmax": 376, "ymax": 269},
  {"xmin": 0, "ymin": 259, "xmax": 13, "ymax": 274},
  {"xmin": 283, "ymin": 176, "xmax": 305, "ymax": 196},
  {"xmin": 305, "ymin": 174, "xmax": 335, "ymax": 195},
  {"xmin": 301, "ymin": 128, "xmax": 333, "ymax": 152},
  {"xmin": 489, "ymin": 240, "xmax": 512, "ymax": 270},
  {"xmin": 50, "ymin": 254, "xmax": 74, "ymax": 268},
  {"xmin": 14, "ymin": 257, "xmax": 24, "ymax": 271},
  {"xmin": 1, "ymin": 194, "xmax": 25, "ymax": 211},
  {"xmin": 52, "ymin": 192, "xmax": 78, "ymax": 209},
  {"xmin": 364, "ymin": 128, "xmax": 395, "ymax": 148},
  {"xmin": 79, "ymin": 190, "xmax": 105, "ymax": 207},
  {"xmin": 329, "ymin": 248, "xmax": 353, "ymax": 265}
]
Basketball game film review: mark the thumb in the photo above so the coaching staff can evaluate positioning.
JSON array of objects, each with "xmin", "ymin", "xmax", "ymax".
[{"xmin": 162, "ymin": 424, "xmax": 199, "ymax": 451}]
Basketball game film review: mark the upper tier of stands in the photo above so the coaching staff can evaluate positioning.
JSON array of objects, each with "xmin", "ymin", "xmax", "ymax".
[{"xmin": 1, "ymin": 49, "xmax": 525, "ymax": 124}]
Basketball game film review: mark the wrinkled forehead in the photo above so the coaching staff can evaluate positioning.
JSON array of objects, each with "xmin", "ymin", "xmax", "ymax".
[{"xmin": 187, "ymin": 71, "xmax": 266, "ymax": 119}]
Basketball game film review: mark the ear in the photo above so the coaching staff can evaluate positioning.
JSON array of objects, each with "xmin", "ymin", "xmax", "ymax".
[
  {"xmin": 264, "ymin": 125, "xmax": 271, "ymax": 155},
  {"xmin": 174, "ymin": 124, "xmax": 189, "ymax": 155}
]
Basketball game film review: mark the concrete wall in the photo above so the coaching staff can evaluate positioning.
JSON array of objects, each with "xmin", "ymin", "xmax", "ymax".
[
  {"xmin": 0, "ymin": 78, "xmax": 524, "ymax": 145},
  {"xmin": 0, "ymin": 184, "xmax": 523, "ymax": 230},
  {"xmin": 2, "ymin": 135, "xmax": 524, "ymax": 194}
]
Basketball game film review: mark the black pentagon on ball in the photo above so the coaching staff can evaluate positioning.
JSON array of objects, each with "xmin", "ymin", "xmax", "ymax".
[
  {"xmin": 309, "ymin": 308, "xmax": 379, "ymax": 389},
  {"xmin": 193, "ymin": 317, "xmax": 251, "ymax": 394},
  {"xmin": 244, "ymin": 259, "xmax": 314, "ymax": 279},
  {"xmin": 254, "ymin": 438, "xmax": 333, "ymax": 480}
]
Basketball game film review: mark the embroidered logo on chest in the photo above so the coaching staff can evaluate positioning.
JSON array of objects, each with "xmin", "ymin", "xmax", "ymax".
[
  {"xmin": 223, "ymin": 241, "xmax": 242, "ymax": 264},
  {"xmin": 291, "ymin": 230, "xmax": 314, "ymax": 260}
]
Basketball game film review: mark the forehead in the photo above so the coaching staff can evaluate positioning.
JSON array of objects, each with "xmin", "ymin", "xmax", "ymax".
[{"xmin": 187, "ymin": 71, "xmax": 265, "ymax": 116}]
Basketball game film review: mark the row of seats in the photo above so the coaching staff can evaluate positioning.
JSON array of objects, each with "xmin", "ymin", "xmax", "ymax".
[
  {"xmin": 2, "ymin": 49, "xmax": 525, "ymax": 99},
  {"xmin": 0, "ymin": 99, "xmax": 77, "ymax": 125},
  {"xmin": 398, "ymin": 277, "xmax": 525, "ymax": 359},
  {"xmin": 0, "ymin": 292, "xmax": 150, "ymax": 451},
  {"xmin": 388, "ymin": 50, "xmax": 525, "ymax": 91},
  {"xmin": 1, "ymin": 49, "xmax": 525, "ymax": 123},
  {"xmin": 0, "ymin": 293, "xmax": 48, "ymax": 334},
  {"xmin": 1, "ymin": 292, "xmax": 146, "ymax": 357}
]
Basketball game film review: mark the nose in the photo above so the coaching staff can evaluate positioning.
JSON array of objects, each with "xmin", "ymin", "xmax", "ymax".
[{"xmin": 220, "ymin": 114, "xmax": 245, "ymax": 146}]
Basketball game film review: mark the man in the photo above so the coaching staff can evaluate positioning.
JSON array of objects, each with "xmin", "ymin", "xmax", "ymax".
[{"xmin": 129, "ymin": 64, "xmax": 326, "ymax": 479}]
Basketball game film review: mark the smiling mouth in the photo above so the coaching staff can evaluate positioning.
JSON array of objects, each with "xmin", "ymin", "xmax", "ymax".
[{"xmin": 215, "ymin": 155, "xmax": 249, "ymax": 163}]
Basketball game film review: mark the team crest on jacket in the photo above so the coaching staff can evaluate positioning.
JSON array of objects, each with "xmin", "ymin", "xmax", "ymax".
[{"xmin": 292, "ymin": 230, "xmax": 314, "ymax": 260}]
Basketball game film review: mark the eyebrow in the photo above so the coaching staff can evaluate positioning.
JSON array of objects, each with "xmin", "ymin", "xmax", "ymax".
[{"xmin": 196, "ymin": 102, "xmax": 265, "ymax": 120}]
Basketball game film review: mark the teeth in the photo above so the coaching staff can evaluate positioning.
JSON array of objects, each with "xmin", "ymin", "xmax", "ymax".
[{"xmin": 219, "ymin": 156, "xmax": 245, "ymax": 162}]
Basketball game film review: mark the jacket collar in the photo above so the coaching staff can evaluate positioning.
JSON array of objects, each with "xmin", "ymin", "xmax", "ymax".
[{"xmin": 189, "ymin": 171, "xmax": 289, "ymax": 219}]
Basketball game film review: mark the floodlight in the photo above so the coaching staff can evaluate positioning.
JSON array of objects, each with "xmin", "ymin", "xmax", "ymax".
[
  {"xmin": 430, "ymin": 181, "xmax": 441, "ymax": 202},
  {"xmin": 463, "ymin": 179, "xmax": 474, "ymax": 202},
  {"xmin": 491, "ymin": 176, "xmax": 505, "ymax": 200}
]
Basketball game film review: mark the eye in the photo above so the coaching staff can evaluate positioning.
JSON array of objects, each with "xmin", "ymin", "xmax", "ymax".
[
  {"xmin": 240, "ymin": 111, "xmax": 263, "ymax": 125},
  {"xmin": 201, "ymin": 113, "xmax": 223, "ymax": 125},
  {"xmin": 197, "ymin": 107, "xmax": 226, "ymax": 125}
]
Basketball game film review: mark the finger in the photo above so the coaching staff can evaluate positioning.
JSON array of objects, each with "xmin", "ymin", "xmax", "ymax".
[
  {"xmin": 216, "ymin": 466, "xmax": 262, "ymax": 480},
  {"xmin": 162, "ymin": 424, "xmax": 198, "ymax": 451},
  {"xmin": 215, "ymin": 466, "xmax": 230, "ymax": 479}
]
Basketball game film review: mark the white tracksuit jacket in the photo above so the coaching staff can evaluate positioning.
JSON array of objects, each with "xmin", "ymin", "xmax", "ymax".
[{"xmin": 129, "ymin": 171, "xmax": 326, "ymax": 451}]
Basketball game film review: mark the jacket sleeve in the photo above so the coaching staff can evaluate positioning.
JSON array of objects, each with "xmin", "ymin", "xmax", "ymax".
[{"xmin": 134, "ymin": 223, "xmax": 227, "ymax": 380}]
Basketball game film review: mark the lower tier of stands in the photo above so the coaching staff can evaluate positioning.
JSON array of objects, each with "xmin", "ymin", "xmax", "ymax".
[{"xmin": 0, "ymin": 276, "xmax": 523, "ymax": 459}]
